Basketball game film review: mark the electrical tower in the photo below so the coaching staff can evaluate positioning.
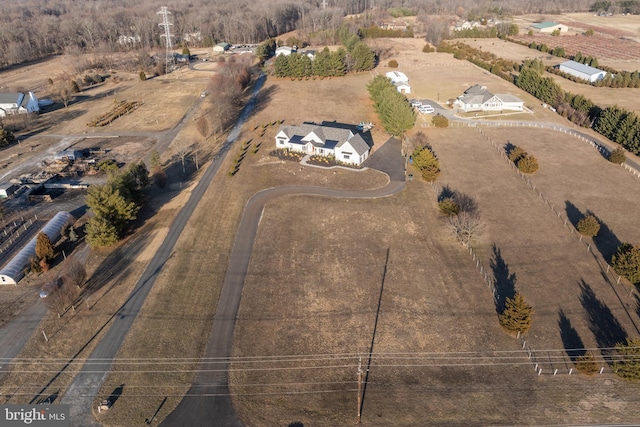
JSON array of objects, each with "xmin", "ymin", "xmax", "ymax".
[{"xmin": 157, "ymin": 6, "xmax": 175, "ymax": 75}]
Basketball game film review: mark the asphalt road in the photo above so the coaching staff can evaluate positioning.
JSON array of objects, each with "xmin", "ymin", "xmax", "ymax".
[
  {"xmin": 160, "ymin": 138, "xmax": 405, "ymax": 426},
  {"xmin": 58, "ymin": 74, "xmax": 267, "ymax": 426}
]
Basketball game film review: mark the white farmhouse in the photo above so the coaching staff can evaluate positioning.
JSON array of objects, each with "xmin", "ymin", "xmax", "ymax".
[
  {"xmin": 557, "ymin": 60, "xmax": 607, "ymax": 82},
  {"xmin": 275, "ymin": 122, "xmax": 371, "ymax": 166},
  {"xmin": 453, "ymin": 85, "xmax": 524, "ymax": 112},
  {"xmin": 275, "ymin": 46, "xmax": 296, "ymax": 56},
  {"xmin": 0, "ymin": 92, "xmax": 39, "ymax": 117}
]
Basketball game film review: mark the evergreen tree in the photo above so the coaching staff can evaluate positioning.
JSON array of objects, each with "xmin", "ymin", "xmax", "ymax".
[
  {"xmin": 594, "ymin": 106, "xmax": 625, "ymax": 141},
  {"xmin": 0, "ymin": 128, "xmax": 16, "ymax": 148},
  {"xmin": 611, "ymin": 243, "xmax": 640, "ymax": 285},
  {"xmin": 412, "ymin": 145, "xmax": 440, "ymax": 181},
  {"xmin": 614, "ymin": 338, "xmax": 640, "ymax": 380},
  {"xmin": 86, "ymin": 183, "xmax": 139, "ymax": 240},
  {"xmin": 36, "ymin": 232, "xmax": 55, "ymax": 262},
  {"xmin": 86, "ymin": 216, "xmax": 120, "ymax": 247},
  {"xmin": 350, "ymin": 42, "xmax": 375, "ymax": 72},
  {"xmin": 498, "ymin": 292, "xmax": 533, "ymax": 334},
  {"xmin": 329, "ymin": 48, "xmax": 346, "ymax": 76},
  {"xmin": 312, "ymin": 47, "xmax": 331, "ymax": 77},
  {"xmin": 274, "ymin": 54, "xmax": 290, "ymax": 77}
]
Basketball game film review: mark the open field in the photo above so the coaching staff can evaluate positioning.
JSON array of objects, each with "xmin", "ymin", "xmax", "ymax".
[
  {"xmin": 230, "ymin": 124, "xmax": 640, "ymax": 425},
  {"xmin": 2, "ymin": 35, "xmax": 640, "ymax": 426}
]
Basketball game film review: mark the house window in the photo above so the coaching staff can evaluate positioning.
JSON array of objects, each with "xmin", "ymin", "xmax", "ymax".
[
  {"xmin": 277, "ymin": 138, "xmax": 285, "ymax": 145},
  {"xmin": 319, "ymin": 149, "xmax": 324, "ymax": 154},
  {"xmin": 343, "ymin": 151, "xmax": 352, "ymax": 160}
]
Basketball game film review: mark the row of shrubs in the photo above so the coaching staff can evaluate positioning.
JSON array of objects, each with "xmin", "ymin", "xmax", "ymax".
[{"xmin": 87, "ymin": 100, "xmax": 142, "ymax": 127}]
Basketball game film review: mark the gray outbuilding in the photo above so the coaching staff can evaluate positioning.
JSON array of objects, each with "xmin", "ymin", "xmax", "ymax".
[{"xmin": 557, "ymin": 60, "xmax": 607, "ymax": 82}]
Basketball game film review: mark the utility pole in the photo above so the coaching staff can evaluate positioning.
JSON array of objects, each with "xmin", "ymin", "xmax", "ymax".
[
  {"xmin": 157, "ymin": 7, "xmax": 175, "ymax": 75},
  {"xmin": 356, "ymin": 355, "xmax": 363, "ymax": 424}
]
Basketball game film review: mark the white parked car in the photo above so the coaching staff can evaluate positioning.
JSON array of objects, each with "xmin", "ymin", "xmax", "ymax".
[
  {"xmin": 409, "ymin": 99, "xmax": 422, "ymax": 107},
  {"xmin": 418, "ymin": 104, "xmax": 435, "ymax": 114}
]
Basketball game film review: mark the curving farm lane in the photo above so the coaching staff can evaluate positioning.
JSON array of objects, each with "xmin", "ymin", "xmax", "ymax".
[{"xmin": 160, "ymin": 138, "xmax": 406, "ymax": 426}]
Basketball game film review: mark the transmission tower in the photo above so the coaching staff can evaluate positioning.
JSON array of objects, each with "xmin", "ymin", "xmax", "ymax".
[{"xmin": 157, "ymin": 6, "xmax": 175, "ymax": 74}]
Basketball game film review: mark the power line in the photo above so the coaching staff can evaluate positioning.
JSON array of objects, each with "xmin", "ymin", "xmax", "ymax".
[{"xmin": 157, "ymin": 6, "xmax": 175, "ymax": 75}]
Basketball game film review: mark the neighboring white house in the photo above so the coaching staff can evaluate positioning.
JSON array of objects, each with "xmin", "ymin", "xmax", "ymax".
[
  {"xmin": 453, "ymin": 84, "xmax": 524, "ymax": 112},
  {"xmin": 453, "ymin": 20, "xmax": 481, "ymax": 31},
  {"xmin": 557, "ymin": 60, "xmax": 607, "ymax": 82},
  {"xmin": 529, "ymin": 21, "xmax": 568, "ymax": 33},
  {"xmin": 275, "ymin": 46, "xmax": 297, "ymax": 56},
  {"xmin": 213, "ymin": 42, "xmax": 231, "ymax": 53},
  {"xmin": 0, "ymin": 92, "xmax": 39, "ymax": 117},
  {"xmin": 275, "ymin": 122, "xmax": 371, "ymax": 166},
  {"xmin": 385, "ymin": 71, "xmax": 411, "ymax": 94}
]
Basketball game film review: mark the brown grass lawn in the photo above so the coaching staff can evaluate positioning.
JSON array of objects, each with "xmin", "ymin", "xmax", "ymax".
[
  {"xmin": 4, "ymin": 38, "xmax": 640, "ymax": 426},
  {"xmin": 230, "ymin": 125, "xmax": 640, "ymax": 426},
  {"xmin": 94, "ymin": 99, "xmax": 389, "ymax": 426}
]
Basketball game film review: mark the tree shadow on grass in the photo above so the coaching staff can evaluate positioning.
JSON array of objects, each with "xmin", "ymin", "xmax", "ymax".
[
  {"xmin": 592, "ymin": 214, "xmax": 622, "ymax": 263},
  {"xmin": 107, "ymin": 384, "xmax": 124, "ymax": 407},
  {"xmin": 558, "ymin": 309, "xmax": 586, "ymax": 361},
  {"xmin": 564, "ymin": 201, "xmax": 621, "ymax": 262},
  {"xmin": 579, "ymin": 279, "xmax": 627, "ymax": 353},
  {"xmin": 490, "ymin": 244, "xmax": 516, "ymax": 313}
]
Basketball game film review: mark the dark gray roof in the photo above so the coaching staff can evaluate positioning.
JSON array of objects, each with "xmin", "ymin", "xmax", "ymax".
[
  {"xmin": 0, "ymin": 93, "xmax": 21, "ymax": 105},
  {"xmin": 279, "ymin": 123, "xmax": 368, "ymax": 155},
  {"xmin": 340, "ymin": 133, "xmax": 369, "ymax": 155}
]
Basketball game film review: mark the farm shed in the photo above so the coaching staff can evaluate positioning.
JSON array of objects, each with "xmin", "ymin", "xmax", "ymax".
[
  {"xmin": 54, "ymin": 150, "xmax": 83, "ymax": 162},
  {"xmin": 557, "ymin": 60, "xmax": 607, "ymax": 82},
  {"xmin": 529, "ymin": 21, "xmax": 568, "ymax": 33},
  {"xmin": 394, "ymin": 82, "xmax": 411, "ymax": 94},
  {"xmin": 0, "ymin": 92, "xmax": 39, "ymax": 117},
  {"xmin": 0, "ymin": 211, "xmax": 74, "ymax": 285},
  {"xmin": 0, "ymin": 182, "xmax": 17, "ymax": 198},
  {"xmin": 213, "ymin": 42, "xmax": 231, "ymax": 53}
]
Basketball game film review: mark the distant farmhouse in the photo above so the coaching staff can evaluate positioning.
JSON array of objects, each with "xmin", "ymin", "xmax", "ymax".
[
  {"xmin": 529, "ymin": 21, "xmax": 568, "ymax": 33},
  {"xmin": 557, "ymin": 60, "xmax": 607, "ymax": 82},
  {"xmin": 453, "ymin": 85, "xmax": 524, "ymax": 112},
  {"xmin": 275, "ymin": 46, "xmax": 296, "ymax": 56},
  {"xmin": 0, "ymin": 92, "xmax": 39, "ymax": 117},
  {"xmin": 453, "ymin": 20, "xmax": 482, "ymax": 31},
  {"xmin": 213, "ymin": 42, "xmax": 231, "ymax": 53},
  {"xmin": 275, "ymin": 122, "xmax": 371, "ymax": 166},
  {"xmin": 385, "ymin": 71, "xmax": 411, "ymax": 94}
]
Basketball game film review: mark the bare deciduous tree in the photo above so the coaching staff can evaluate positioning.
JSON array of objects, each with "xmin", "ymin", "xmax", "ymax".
[
  {"xmin": 63, "ymin": 258, "xmax": 87, "ymax": 289},
  {"xmin": 447, "ymin": 211, "xmax": 483, "ymax": 248}
]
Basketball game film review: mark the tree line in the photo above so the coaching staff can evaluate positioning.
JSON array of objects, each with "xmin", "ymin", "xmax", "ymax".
[
  {"xmin": 366, "ymin": 75, "xmax": 415, "ymax": 137},
  {"xmin": 0, "ymin": 0, "xmax": 602, "ymax": 69}
]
